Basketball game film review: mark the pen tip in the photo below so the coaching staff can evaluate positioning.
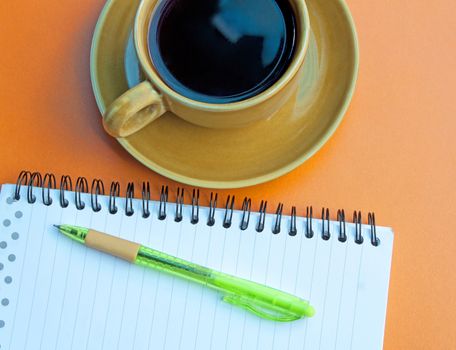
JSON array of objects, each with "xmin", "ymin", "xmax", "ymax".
[{"xmin": 53, "ymin": 224, "xmax": 60, "ymax": 229}]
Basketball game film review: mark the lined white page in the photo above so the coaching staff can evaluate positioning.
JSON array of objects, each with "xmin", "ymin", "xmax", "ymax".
[{"xmin": 0, "ymin": 184, "xmax": 393, "ymax": 350}]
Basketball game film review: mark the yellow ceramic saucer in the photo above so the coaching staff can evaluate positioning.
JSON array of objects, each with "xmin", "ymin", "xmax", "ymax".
[{"xmin": 91, "ymin": 0, "xmax": 358, "ymax": 188}]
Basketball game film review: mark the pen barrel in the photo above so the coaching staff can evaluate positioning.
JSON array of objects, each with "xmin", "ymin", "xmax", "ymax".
[
  {"xmin": 58, "ymin": 225, "xmax": 314, "ymax": 321},
  {"xmin": 134, "ymin": 246, "xmax": 314, "ymax": 320},
  {"xmin": 209, "ymin": 271, "xmax": 315, "ymax": 319},
  {"xmin": 135, "ymin": 246, "xmax": 212, "ymax": 285}
]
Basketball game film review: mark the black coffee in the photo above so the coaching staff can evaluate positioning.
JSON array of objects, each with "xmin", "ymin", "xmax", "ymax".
[{"xmin": 148, "ymin": 0, "xmax": 297, "ymax": 103}]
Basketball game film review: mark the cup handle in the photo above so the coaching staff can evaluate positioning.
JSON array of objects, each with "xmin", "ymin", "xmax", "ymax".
[{"xmin": 103, "ymin": 81, "xmax": 166, "ymax": 138}]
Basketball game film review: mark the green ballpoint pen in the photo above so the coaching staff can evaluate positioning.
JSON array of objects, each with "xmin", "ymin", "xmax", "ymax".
[{"xmin": 54, "ymin": 224, "xmax": 315, "ymax": 322}]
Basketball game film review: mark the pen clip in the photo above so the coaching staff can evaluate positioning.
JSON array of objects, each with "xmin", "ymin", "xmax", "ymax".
[{"xmin": 222, "ymin": 295, "xmax": 302, "ymax": 322}]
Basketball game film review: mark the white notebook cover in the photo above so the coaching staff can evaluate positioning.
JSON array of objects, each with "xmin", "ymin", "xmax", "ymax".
[{"xmin": 0, "ymin": 184, "xmax": 393, "ymax": 350}]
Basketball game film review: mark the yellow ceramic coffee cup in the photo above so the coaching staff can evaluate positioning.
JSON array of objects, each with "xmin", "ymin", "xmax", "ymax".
[{"xmin": 103, "ymin": 0, "xmax": 310, "ymax": 138}]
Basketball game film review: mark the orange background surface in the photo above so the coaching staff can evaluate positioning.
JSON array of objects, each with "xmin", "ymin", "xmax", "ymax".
[{"xmin": 1, "ymin": 0, "xmax": 455, "ymax": 348}]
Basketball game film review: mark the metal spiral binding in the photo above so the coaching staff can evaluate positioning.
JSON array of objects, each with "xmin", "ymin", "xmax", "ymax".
[
  {"xmin": 321, "ymin": 208, "xmax": 331, "ymax": 240},
  {"xmin": 125, "ymin": 182, "xmax": 135, "ymax": 216},
  {"xmin": 142, "ymin": 182, "xmax": 151, "ymax": 218},
  {"xmin": 306, "ymin": 206, "xmax": 314, "ymax": 238},
  {"xmin": 109, "ymin": 182, "xmax": 120, "ymax": 214},
  {"xmin": 14, "ymin": 170, "xmax": 31, "ymax": 200},
  {"xmin": 60, "ymin": 175, "xmax": 72, "ymax": 208},
  {"xmin": 75, "ymin": 177, "xmax": 88, "ymax": 210},
  {"xmin": 223, "ymin": 195, "xmax": 235, "ymax": 228},
  {"xmin": 207, "ymin": 192, "xmax": 217, "ymax": 226},
  {"xmin": 289, "ymin": 206, "xmax": 297, "ymax": 236},
  {"xmin": 13, "ymin": 171, "xmax": 381, "ymax": 246},
  {"xmin": 353, "ymin": 211, "xmax": 364, "ymax": 244},
  {"xmin": 256, "ymin": 200, "xmax": 267, "ymax": 232},
  {"xmin": 175, "ymin": 188, "xmax": 184, "ymax": 222},
  {"xmin": 158, "ymin": 185, "xmax": 168, "ymax": 220},
  {"xmin": 191, "ymin": 189, "xmax": 200, "ymax": 224},
  {"xmin": 337, "ymin": 209, "xmax": 347, "ymax": 242},
  {"xmin": 27, "ymin": 172, "xmax": 43, "ymax": 203},
  {"xmin": 272, "ymin": 203, "xmax": 283, "ymax": 234},
  {"xmin": 368, "ymin": 212, "xmax": 379, "ymax": 246},
  {"xmin": 240, "ymin": 197, "xmax": 251, "ymax": 231},
  {"xmin": 91, "ymin": 179, "xmax": 104, "ymax": 212},
  {"xmin": 42, "ymin": 173, "xmax": 56, "ymax": 206}
]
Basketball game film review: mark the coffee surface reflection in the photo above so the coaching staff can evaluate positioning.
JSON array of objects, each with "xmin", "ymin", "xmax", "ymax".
[{"xmin": 148, "ymin": 0, "xmax": 297, "ymax": 103}]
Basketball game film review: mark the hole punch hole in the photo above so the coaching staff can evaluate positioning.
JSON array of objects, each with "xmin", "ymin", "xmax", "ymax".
[
  {"xmin": 355, "ymin": 236, "xmax": 364, "ymax": 245},
  {"xmin": 0, "ymin": 242, "xmax": 6, "ymax": 249},
  {"xmin": 6, "ymin": 197, "xmax": 14, "ymax": 204},
  {"xmin": 11, "ymin": 232, "xmax": 19, "ymax": 240},
  {"xmin": 15, "ymin": 211, "xmax": 23, "ymax": 219},
  {"xmin": 338, "ymin": 236, "xmax": 347, "ymax": 243},
  {"xmin": 3, "ymin": 219, "xmax": 11, "ymax": 227}
]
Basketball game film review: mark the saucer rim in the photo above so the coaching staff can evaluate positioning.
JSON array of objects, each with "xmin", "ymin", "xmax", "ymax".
[{"xmin": 90, "ymin": 0, "xmax": 359, "ymax": 189}]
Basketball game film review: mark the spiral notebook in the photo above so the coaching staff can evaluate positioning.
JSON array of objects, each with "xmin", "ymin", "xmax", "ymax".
[{"xmin": 0, "ymin": 172, "xmax": 394, "ymax": 350}]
